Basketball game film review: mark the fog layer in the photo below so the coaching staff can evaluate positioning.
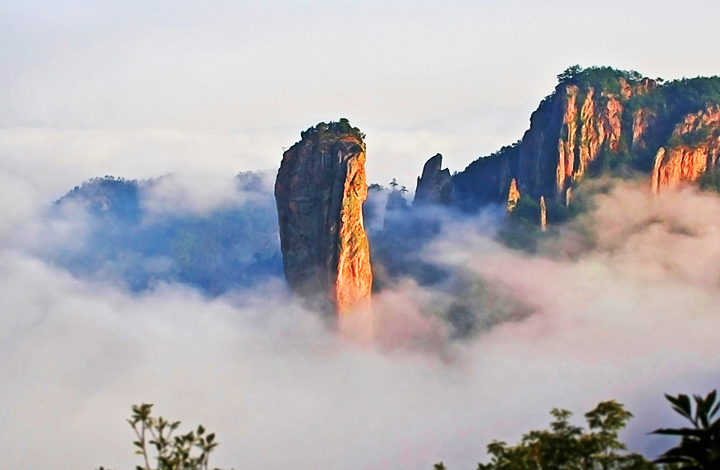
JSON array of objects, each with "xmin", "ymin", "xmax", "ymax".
[{"xmin": 0, "ymin": 173, "xmax": 719, "ymax": 469}]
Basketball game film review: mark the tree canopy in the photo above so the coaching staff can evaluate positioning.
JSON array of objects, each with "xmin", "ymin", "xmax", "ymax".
[{"xmin": 474, "ymin": 400, "xmax": 653, "ymax": 470}]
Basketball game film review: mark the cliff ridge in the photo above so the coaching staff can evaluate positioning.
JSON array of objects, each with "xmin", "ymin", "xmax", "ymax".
[{"xmin": 449, "ymin": 66, "xmax": 720, "ymax": 227}]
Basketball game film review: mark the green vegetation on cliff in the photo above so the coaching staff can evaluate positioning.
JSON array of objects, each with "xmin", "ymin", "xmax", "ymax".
[
  {"xmin": 557, "ymin": 64, "xmax": 645, "ymax": 96},
  {"xmin": 299, "ymin": 117, "xmax": 366, "ymax": 141},
  {"xmin": 698, "ymin": 167, "xmax": 720, "ymax": 193},
  {"xmin": 452, "ymin": 65, "xmax": 720, "ymax": 239}
]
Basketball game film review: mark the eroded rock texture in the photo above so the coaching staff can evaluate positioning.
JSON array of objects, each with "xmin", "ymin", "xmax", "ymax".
[
  {"xmin": 275, "ymin": 120, "xmax": 372, "ymax": 316},
  {"xmin": 451, "ymin": 67, "xmax": 720, "ymax": 227},
  {"xmin": 652, "ymin": 105, "xmax": 720, "ymax": 193},
  {"xmin": 515, "ymin": 81, "xmax": 634, "ymax": 204},
  {"xmin": 414, "ymin": 154, "xmax": 453, "ymax": 205}
]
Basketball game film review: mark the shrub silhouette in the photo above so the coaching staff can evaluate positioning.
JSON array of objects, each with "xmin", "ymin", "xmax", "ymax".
[
  {"xmin": 652, "ymin": 390, "xmax": 720, "ymax": 469},
  {"xmin": 97, "ymin": 403, "xmax": 229, "ymax": 470}
]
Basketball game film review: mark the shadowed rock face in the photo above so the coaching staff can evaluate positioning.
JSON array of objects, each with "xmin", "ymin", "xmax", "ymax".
[
  {"xmin": 414, "ymin": 154, "xmax": 453, "ymax": 205},
  {"xmin": 274, "ymin": 120, "xmax": 372, "ymax": 316}
]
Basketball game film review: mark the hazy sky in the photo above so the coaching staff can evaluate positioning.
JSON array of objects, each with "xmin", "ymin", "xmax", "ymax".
[{"xmin": 3, "ymin": 0, "xmax": 720, "ymax": 199}]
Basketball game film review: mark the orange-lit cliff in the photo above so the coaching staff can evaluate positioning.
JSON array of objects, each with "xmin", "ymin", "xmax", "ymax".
[
  {"xmin": 450, "ymin": 67, "xmax": 720, "ymax": 226},
  {"xmin": 275, "ymin": 120, "xmax": 372, "ymax": 316},
  {"xmin": 652, "ymin": 104, "xmax": 720, "ymax": 193}
]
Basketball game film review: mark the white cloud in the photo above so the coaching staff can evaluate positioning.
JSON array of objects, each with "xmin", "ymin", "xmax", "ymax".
[
  {"xmin": 2, "ymin": 1, "xmax": 720, "ymax": 468},
  {"xmin": 0, "ymin": 178, "xmax": 719, "ymax": 469},
  {"xmin": 141, "ymin": 172, "xmax": 270, "ymax": 217}
]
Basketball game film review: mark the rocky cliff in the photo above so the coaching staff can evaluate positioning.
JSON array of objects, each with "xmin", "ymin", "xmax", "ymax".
[
  {"xmin": 448, "ymin": 66, "xmax": 720, "ymax": 225},
  {"xmin": 652, "ymin": 104, "xmax": 720, "ymax": 193},
  {"xmin": 274, "ymin": 68, "xmax": 720, "ymax": 308},
  {"xmin": 274, "ymin": 119, "xmax": 372, "ymax": 316},
  {"xmin": 414, "ymin": 154, "xmax": 453, "ymax": 205}
]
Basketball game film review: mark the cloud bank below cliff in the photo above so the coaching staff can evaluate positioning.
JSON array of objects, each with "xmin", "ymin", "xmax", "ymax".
[
  {"xmin": 0, "ymin": 173, "xmax": 719, "ymax": 469},
  {"xmin": 3, "ymin": 1, "xmax": 720, "ymax": 467}
]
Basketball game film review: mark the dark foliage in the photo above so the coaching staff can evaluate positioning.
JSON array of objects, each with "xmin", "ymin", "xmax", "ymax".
[
  {"xmin": 299, "ymin": 117, "xmax": 366, "ymax": 141},
  {"xmin": 697, "ymin": 167, "xmax": 720, "ymax": 193},
  {"xmin": 97, "ymin": 403, "xmax": 229, "ymax": 470},
  {"xmin": 474, "ymin": 400, "xmax": 654, "ymax": 470},
  {"xmin": 369, "ymin": 188, "xmax": 450, "ymax": 287},
  {"xmin": 558, "ymin": 64, "xmax": 644, "ymax": 96},
  {"xmin": 652, "ymin": 391, "xmax": 720, "ymax": 469},
  {"xmin": 51, "ymin": 173, "xmax": 283, "ymax": 296}
]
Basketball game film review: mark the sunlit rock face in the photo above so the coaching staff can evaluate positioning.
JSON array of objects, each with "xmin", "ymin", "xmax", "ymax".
[
  {"xmin": 450, "ymin": 67, "xmax": 720, "ymax": 228},
  {"xmin": 452, "ymin": 75, "xmax": 641, "ymax": 216},
  {"xmin": 652, "ymin": 105, "xmax": 720, "ymax": 193},
  {"xmin": 414, "ymin": 154, "xmax": 453, "ymax": 205},
  {"xmin": 517, "ymin": 80, "xmax": 639, "ymax": 203},
  {"xmin": 506, "ymin": 178, "xmax": 520, "ymax": 212},
  {"xmin": 274, "ymin": 120, "xmax": 372, "ymax": 316}
]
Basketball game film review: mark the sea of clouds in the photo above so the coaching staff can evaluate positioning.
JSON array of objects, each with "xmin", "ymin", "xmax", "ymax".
[
  {"xmin": 0, "ymin": 163, "xmax": 718, "ymax": 470},
  {"xmin": 4, "ymin": 1, "xmax": 720, "ymax": 468}
]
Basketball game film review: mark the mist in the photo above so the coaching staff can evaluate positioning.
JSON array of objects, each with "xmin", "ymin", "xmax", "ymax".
[
  {"xmin": 0, "ymin": 167, "xmax": 718, "ymax": 469},
  {"xmin": 3, "ymin": 1, "xmax": 720, "ymax": 467}
]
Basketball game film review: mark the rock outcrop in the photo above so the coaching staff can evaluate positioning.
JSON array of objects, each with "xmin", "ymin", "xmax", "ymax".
[
  {"xmin": 652, "ymin": 105, "xmax": 720, "ymax": 193},
  {"xmin": 275, "ymin": 120, "xmax": 372, "ymax": 316},
  {"xmin": 414, "ymin": 154, "xmax": 453, "ymax": 205},
  {"xmin": 452, "ymin": 73, "xmax": 644, "ymax": 215},
  {"xmin": 506, "ymin": 178, "xmax": 520, "ymax": 212},
  {"xmin": 632, "ymin": 108, "xmax": 655, "ymax": 153},
  {"xmin": 450, "ymin": 66, "xmax": 720, "ymax": 226},
  {"xmin": 515, "ymin": 80, "xmax": 635, "ymax": 204}
]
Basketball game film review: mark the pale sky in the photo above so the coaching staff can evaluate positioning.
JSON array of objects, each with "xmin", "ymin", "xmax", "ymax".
[{"xmin": 3, "ymin": 0, "xmax": 720, "ymax": 201}]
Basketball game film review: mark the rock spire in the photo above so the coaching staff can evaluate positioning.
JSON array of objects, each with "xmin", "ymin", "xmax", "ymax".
[
  {"xmin": 274, "ymin": 119, "xmax": 372, "ymax": 316},
  {"xmin": 414, "ymin": 154, "xmax": 453, "ymax": 205}
]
